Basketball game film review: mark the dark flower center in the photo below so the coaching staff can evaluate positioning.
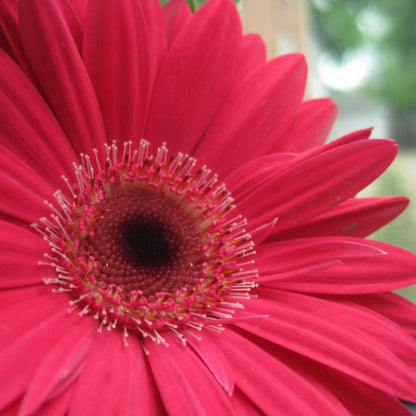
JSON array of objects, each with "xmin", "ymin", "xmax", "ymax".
[
  {"xmin": 82, "ymin": 188, "xmax": 203, "ymax": 296},
  {"xmin": 123, "ymin": 216, "xmax": 176, "ymax": 267}
]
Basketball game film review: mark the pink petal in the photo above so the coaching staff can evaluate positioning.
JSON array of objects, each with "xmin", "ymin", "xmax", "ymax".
[
  {"xmin": 32, "ymin": 383, "xmax": 76, "ymax": 416},
  {"xmin": 0, "ymin": 0, "xmax": 35, "ymax": 78},
  {"xmin": 238, "ymin": 139, "xmax": 398, "ymax": 232},
  {"xmin": 256, "ymin": 236, "xmax": 387, "ymax": 280},
  {"xmin": 0, "ymin": 292, "xmax": 70, "ymax": 355},
  {"xmin": 68, "ymin": 0, "xmax": 88, "ymax": 26},
  {"xmin": 347, "ymin": 292, "xmax": 416, "ymax": 339},
  {"xmin": 271, "ymin": 196, "xmax": 409, "ymax": 241},
  {"xmin": 0, "ymin": 146, "xmax": 55, "ymax": 223},
  {"xmin": 258, "ymin": 288, "xmax": 416, "ymax": 369},
  {"xmin": 145, "ymin": 0, "xmax": 242, "ymax": 155},
  {"xmin": 82, "ymin": 0, "xmax": 150, "ymax": 139},
  {"xmin": 233, "ymin": 34, "xmax": 266, "ymax": 86},
  {"xmin": 18, "ymin": 316, "xmax": 97, "ymax": 415},
  {"xmin": 224, "ymin": 153, "xmax": 296, "ymax": 201},
  {"xmin": 19, "ymin": 0, "xmax": 107, "ymax": 156},
  {"xmin": 0, "ymin": 220, "xmax": 51, "ymax": 288},
  {"xmin": 194, "ymin": 54, "xmax": 307, "ymax": 176},
  {"xmin": 300, "ymin": 126, "xmax": 373, "ymax": 159},
  {"xmin": 215, "ymin": 329, "xmax": 348, "ymax": 415},
  {"xmin": 269, "ymin": 238, "xmax": 416, "ymax": 294},
  {"xmin": 0, "ymin": 298, "xmax": 86, "ymax": 411},
  {"xmin": 0, "ymin": 50, "xmax": 77, "ymax": 185},
  {"xmin": 232, "ymin": 132, "xmax": 373, "ymax": 225},
  {"xmin": 250, "ymin": 217, "xmax": 278, "ymax": 246},
  {"xmin": 145, "ymin": 332, "xmax": 235, "ymax": 415},
  {"xmin": 1, "ymin": 401, "xmax": 19, "ymax": 416},
  {"xmin": 139, "ymin": 0, "xmax": 167, "ymax": 87},
  {"xmin": 324, "ymin": 373, "xmax": 415, "ymax": 416},
  {"xmin": 270, "ymin": 344, "xmax": 414, "ymax": 416},
  {"xmin": 0, "ymin": 284, "xmax": 50, "ymax": 310},
  {"xmin": 187, "ymin": 330, "xmax": 235, "ymax": 395},
  {"xmin": 229, "ymin": 388, "xmax": 262, "ymax": 416},
  {"xmin": 69, "ymin": 331, "xmax": 161, "ymax": 415},
  {"xmin": 273, "ymin": 98, "xmax": 337, "ymax": 152},
  {"xmin": 235, "ymin": 295, "xmax": 416, "ymax": 401},
  {"xmin": 163, "ymin": 0, "xmax": 192, "ymax": 48}
]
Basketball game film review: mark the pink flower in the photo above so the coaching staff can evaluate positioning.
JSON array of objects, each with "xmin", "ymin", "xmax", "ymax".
[{"xmin": 1, "ymin": 0, "xmax": 416, "ymax": 414}]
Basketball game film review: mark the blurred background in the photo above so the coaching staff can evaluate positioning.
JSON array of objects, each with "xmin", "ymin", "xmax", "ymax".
[{"xmin": 240, "ymin": 0, "xmax": 416, "ymax": 304}]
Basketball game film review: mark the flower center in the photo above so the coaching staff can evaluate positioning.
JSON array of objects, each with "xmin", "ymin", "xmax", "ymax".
[
  {"xmin": 83, "ymin": 188, "xmax": 204, "ymax": 296},
  {"xmin": 34, "ymin": 140, "xmax": 257, "ymax": 346},
  {"xmin": 123, "ymin": 214, "xmax": 176, "ymax": 268}
]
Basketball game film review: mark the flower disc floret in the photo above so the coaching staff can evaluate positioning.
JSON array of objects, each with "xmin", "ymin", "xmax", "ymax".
[{"xmin": 35, "ymin": 140, "xmax": 257, "ymax": 344}]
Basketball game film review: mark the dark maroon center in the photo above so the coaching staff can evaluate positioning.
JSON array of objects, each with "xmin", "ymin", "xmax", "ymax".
[
  {"xmin": 122, "ymin": 216, "xmax": 178, "ymax": 268},
  {"xmin": 82, "ymin": 188, "xmax": 203, "ymax": 296}
]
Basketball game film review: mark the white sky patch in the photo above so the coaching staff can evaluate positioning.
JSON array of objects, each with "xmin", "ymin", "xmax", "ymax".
[{"xmin": 318, "ymin": 50, "xmax": 374, "ymax": 92}]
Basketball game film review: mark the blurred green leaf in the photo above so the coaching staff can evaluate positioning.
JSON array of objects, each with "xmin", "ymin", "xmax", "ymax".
[
  {"xmin": 310, "ymin": 0, "xmax": 416, "ymax": 111},
  {"xmin": 310, "ymin": 1, "xmax": 363, "ymax": 60}
]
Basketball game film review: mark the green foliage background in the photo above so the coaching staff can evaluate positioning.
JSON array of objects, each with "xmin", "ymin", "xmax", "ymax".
[{"xmin": 310, "ymin": 0, "xmax": 416, "ymax": 111}]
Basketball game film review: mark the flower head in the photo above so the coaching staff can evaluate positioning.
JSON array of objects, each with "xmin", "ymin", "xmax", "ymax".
[{"xmin": 1, "ymin": 0, "xmax": 416, "ymax": 414}]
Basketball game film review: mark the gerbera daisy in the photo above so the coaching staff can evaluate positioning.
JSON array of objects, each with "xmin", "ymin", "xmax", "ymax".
[{"xmin": 1, "ymin": 0, "xmax": 416, "ymax": 414}]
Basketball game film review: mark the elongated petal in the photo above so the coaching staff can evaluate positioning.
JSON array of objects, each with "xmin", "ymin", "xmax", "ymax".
[
  {"xmin": 233, "ymin": 34, "xmax": 266, "ymax": 86},
  {"xmin": 0, "ymin": 50, "xmax": 77, "ymax": 184},
  {"xmin": 225, "ymin": 153, "xmax": 296, "ymax": 200},
  {"xmin": 300, "ymin": 126, "xmax": 373, "ymax": 159},
  {"xmin": 257, "ymin": 288, "xmax": 416, "ymax": 368},
  {"xmin": 256, "ymin": 236, "xmax": 386, "ymax": 279},
  {"xmin": 229, "ymin": 388, "xmax": 262, "ymax": 416},
  {"xmin": 269, "ymin": 238, "xmax": 416, "ymax": 293},
  {"xmin": 0, "ymin": 0, "xmax": 35, "ymax": 77},
  {"xmin": 0, "ymin": 298, "xmax": 85, "ymax": 411},
  {"xmin": 269, "ymin": 344, "xmax": 414, "ymax": 416},
  {"xmin": 323, "ymin": 372, "xmax": 414, "ymax": 416},
  {"xmin": 139, "ymin": 0, "xmax": 167, "ymax": 87},
  {"xmin": 146, "ymin": 332, "xmax": 235, "ymax": 416},
  {"xmin": 187, "ymin": 331, "xmax": 235, "ymax": 395},
  {"xmin": 347, "ymin": 292, "xmax": 416, "ymax": 339},
  {"xmin": 273, "ymin": 98, "xmax": 337, "ymax": 152},
  {"xmin": 271, "ymin": 196, "xmax": 409, "ymax": 241},
  {"xmin": 0, "ymin": 0, "xmax": 19, "ymax": 58},
  {"xmin": 215, "ymin": 329, "xmax": 348, "ymax": 415},
  {"xmin": 1, "ymin": 402, "xmax": 19, "ymax": 416},
  {"xmin": 83, "ymin": 0, "xmax": 150, "ymax": 139},
  {"xmin": 18, "ymin": 317, "xmax": 97, "ymax": 415},
  {"xmin": 69, "ymin": 331, "xmax": 160, "ymax": 416},
  {"xmin": 0, "ymin": 220, "xmax": 51, "ymax": 288},
  {"xmin": 163, "ymin": 0, "xmax": 192, "ymax": 47},
  {"xmin": 68, "ymin": 0, "xmax": 88, "ymax": 26},
  {"xmin": 194, "ymin": 54, "xmax": 306, "ymax": 176},
  {"xmin": 19, "ymin": 0, "xmax": 107, "ymax": 156},
  {"xmin": 238, "ymin": 139, "xmax": 398, "ymax": 232},
  {"xmin": 250, "ymin": 217, "xmax": 278, "ymax": 246},
  {"xmin": 0, "ymin": 284, "xmax": 50, "ymax": 310},
  {"xmin": 0, "ymin": 146, "xmax": 55, "ymax": 222},
  {"xmin": 33, "ymin": 384, "xmax": 76, "ymax": 416},
  {"xmin": 145, "ymin": 0, "xmax": 242, "ymax": 155},
  {"xmin": 235, "ymin": 296, "xmax": 416, "ymax": 401}
]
